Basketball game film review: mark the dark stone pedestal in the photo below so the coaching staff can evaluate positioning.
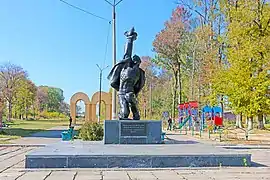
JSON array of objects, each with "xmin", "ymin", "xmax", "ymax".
[
  {"xmin": 104, "ymin": 120, "xmax": 162, "ymax": 144},
  {"xmin": 25, "ymin": 141, "xmax": 252, "ymax": 168}
]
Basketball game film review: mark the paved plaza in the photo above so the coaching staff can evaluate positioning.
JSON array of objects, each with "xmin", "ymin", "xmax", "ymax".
[{"xmin": 0, "ymin": 131, "xmax": 270, "ymax": 180}]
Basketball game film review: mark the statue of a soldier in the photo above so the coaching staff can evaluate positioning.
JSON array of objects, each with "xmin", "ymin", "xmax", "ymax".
[{"xmin": 107, "ymin": 27, "xmax": 145, "ymax": 120}]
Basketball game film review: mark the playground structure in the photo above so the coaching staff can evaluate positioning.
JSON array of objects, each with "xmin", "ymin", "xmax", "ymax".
[
  {"xmin": 177, "ymin": 101, "xmax": 223, "ymax": 133},
  {"xmin": 201, "ymin": 105, "xmax": 223, "ymax": 131},
  {"xmin": 177, "ymin": 101, "xmax": 199, "ymax": 131}
]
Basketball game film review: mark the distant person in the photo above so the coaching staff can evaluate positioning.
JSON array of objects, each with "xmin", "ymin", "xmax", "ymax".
[
  {"xmin": 69, "ymin": 116, "xmax": 72, "ymax": 128},
  {"xmin": 167, "ymin": 117, "xmax": 172, "ymax": 131}
]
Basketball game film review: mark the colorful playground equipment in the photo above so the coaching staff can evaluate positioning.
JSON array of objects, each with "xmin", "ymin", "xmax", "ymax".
[
  {"xmin": 177, "ymin": 102, "xmax": 223, "ymax": 133},
  {"xmin": 201, "ymin": 105, "xmax": 223, "ymax": 131},
  {"xmin": 177, "ymin": 101, "xmax": 199, "ymax": 131}
]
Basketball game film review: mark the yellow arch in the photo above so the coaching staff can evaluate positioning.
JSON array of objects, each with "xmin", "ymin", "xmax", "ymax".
[
  {"xmin": 91, "ymin": 91, "xmax": 112, "ymax": 122},
  {"xmin": 70, "ymin": 92, "xmax": 91, "ymax": 124},
  {"xmin": 70, "ymin": 92, "xmax": 91, "ymax": 104},
  {"xmin": 70, "ymin": 91, "xmax": 112, "ymax": 124}
]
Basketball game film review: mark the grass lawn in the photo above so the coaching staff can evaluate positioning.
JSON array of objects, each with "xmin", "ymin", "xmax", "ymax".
[{"xmin": 0, "ymin": 119, "xmax": 68, "ymax": 143}]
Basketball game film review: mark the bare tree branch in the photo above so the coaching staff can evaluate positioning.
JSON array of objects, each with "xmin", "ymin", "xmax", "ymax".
[{"xmin": 177, "ymin": 0, "xmax": 207, "ymax": 23}]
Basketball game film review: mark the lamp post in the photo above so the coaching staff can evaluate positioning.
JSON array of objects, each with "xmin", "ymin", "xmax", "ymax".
[
  {"xmin": 96, "ymin": 64, "xmax": 109, "ymax": 124},
  {"xmin": 104, "ymin": 0, "xmax": 125, "ymax": 120}
]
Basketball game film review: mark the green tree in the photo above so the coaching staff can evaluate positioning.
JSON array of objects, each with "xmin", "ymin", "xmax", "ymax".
[
  {"xmin": 47, "ymin": 87, "xmax": 64, "ymax": 112},
  {"xmin": 221, "ymin": 0, "xmax": 270, "ymax": 130},
  {"xmin": 13, "ymin": 79, "xmax": 37, "ymax": 119},
  {"xmin": 0, "ymin": 63, "xmax": 27, "ymax": 121},
  {"xmin": 136, "ymin": 56, "xmax": 173, "ymax": 119},
  {"xmin": 178, "ymin": 0, "xmax": 227, "ymax": 112}
]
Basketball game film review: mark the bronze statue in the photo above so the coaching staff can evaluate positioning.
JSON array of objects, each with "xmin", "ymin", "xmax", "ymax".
[{"xmin": 107, "ymin": 27, "xmax": 145, "ymax": 120}]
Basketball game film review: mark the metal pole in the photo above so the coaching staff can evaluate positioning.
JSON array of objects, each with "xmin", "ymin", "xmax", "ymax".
[
  {"xmin": 150, "ymin": 79, "xmax": 152, "ymax": 118},
  {"xmin": 112, "ymin": 1, "xmax": 117, "ymax": 120},
  {"xmin": 98, "ymin": 71, "xmax": 102, "ymax": 124},
  {"xmin": 97, "ymin": 64, "xmax": 108, "ymax": 123}
]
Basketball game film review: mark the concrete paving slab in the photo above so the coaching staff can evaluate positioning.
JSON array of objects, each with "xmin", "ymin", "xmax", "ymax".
[
  {"xmin": 103, "ymin": 171, "xmax": 129, "ymax": 180},
  {"xmin": 0, "ymin": 148, "xmax": 33, "ymax": 173},
  {"xmin": 152, "ymin": 170, "xmax": 179, "ymax": 178},
  {"xmin": 17, "ymin": 171, "xmax": 51, "ymax": 180},
  {"xmin": 45, "ymin": 171, "xmax": 76, "ymax": 180},
  {"xmin": 0, "ymin": 147, "xmax": 21, "ymax": 156},
  {"xmin": 0, "ymin": 148, "xmax": 26, "ymax": 162},
  {"xmin": 127, "ymin": 171, "xmax": 157, "ymax": 180},
  {"xmin": 75, "ymin": 171, "xmax": 102, "ymax": 180},
  {"xmin": 0, "ymin": 171, "xmax": 25, "ymax": 180}
]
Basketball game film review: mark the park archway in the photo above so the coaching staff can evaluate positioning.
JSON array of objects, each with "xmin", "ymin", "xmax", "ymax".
[
  {"xmin": 70, "ymin": 91, "xmax": 112, "ymax": 124},
  {"xmin": 70, "ymin": 92, "xmax": 91, "ymax": 124},
  {"xmin": 91, "ymin": 91, "xmax": 112, "ymax": 122}
]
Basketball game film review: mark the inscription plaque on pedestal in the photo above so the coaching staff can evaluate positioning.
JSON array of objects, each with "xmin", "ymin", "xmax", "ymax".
[
  {"xmin": 104, "ymin": 120, "xmax": 162, "ymax": 144},
  {"xmin": 121, "ymin": 122, "xmax": 147, "ymax": 136}
]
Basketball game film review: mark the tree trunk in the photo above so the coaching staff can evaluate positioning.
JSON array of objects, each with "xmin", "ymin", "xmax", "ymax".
[
  {"xmin": 235, "ymin": 113, "xmax": 243, "ymax": 128},
  {"xmin": 149, "ymin": 80, "xmax": 153, "ymax": 118},
  {"xmin": 247, "ymin": 117, "xmax": 253, "ymax": 131},
  {"xmin": 0, "ymin": 108, "xmax": 3, "ymax": 128},
  {"xmin": 178, "ymin": 63, "xmax": 182, "ymax": 104},
  {"xmin": 33, "ymin": 107, "xmax": 36, "ymax": 119},
  {"xmin": 173, "ymin": 71, "xmax": 178, "ymax": 120},
  {"xmin": 258, "ymin": 113, "xmax": 265, "ymax": 130},
  {"xmin": 191, "ymin": 50, "xmax": 195, "ymax": 100},
  {"xmin": 220, "ymin": 95, "xmax": 224, "ymax": 120},
  {"xmin": 8, "ymin": 101, "xmax": 12, "ymax": 121}
]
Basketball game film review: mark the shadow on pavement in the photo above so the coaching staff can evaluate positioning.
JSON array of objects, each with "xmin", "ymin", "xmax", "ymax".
[
  {"xmin": 165, "ymin": 138, "xmax": 199, "ymax": 144},
  {"xmin": 251, "ymin": 162, "xmax": 268, "ymax": 167},
  {"xmin": 2, "ymin": 128, "xmax": 78, "ymax": 138},
  {"xmin": 222, "ymin": 146, "xmax": 270, "ymax": 150}
]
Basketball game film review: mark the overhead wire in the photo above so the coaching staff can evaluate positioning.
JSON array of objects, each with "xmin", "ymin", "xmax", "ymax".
[
  {"xmin": 103, "ymin": 22, "xmax": 111, "ymax": 68},
  {"xmin": 59, "ymin": 0, "xmax": 111, "ymax": 22},
  {"xmin": 59, "ymin": 0, "xmax": 111, "ymax": 69}
]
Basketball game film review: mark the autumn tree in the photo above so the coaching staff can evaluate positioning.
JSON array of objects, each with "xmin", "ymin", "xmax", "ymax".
[
  {"xmin": 35, "ymin": 86, "xmax": 49, "ymax": 115},
  {"xmin": 0, "ymin": 63, "xmax": 27, "ymax": 121},
  {"xmin": 59, "ymin": 101, "xmax": 70, "ymax": 115},
  {"xmin": 138, "ymin": 56, "xmax": 156, "ymax": 118},
  {"xmin": 153, "ymin": 6, "xmax": 192, "ymax": 118}
]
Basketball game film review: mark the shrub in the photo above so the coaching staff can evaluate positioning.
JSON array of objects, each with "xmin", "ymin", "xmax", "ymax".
[
  {"xmin": 79, "ymin": 122, "xmax": 103, "ymax": 141},
  {"xmin": 39, "ymin": 111, "xmax": 67, "ymax": 119}
]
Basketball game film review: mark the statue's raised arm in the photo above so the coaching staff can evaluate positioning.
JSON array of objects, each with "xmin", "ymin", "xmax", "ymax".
[
  {"xmin": 107, "ymin": 27, "xmax": 145, "ymax": 120},
  {"xmin": 123, "ymin": 27, "xmax": 138, "ymax": 60}
]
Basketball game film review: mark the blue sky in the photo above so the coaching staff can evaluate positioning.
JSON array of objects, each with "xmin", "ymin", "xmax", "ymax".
[{"xmin": 0, "ymin": 0, "xmax": 176, "ymax": 103}]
